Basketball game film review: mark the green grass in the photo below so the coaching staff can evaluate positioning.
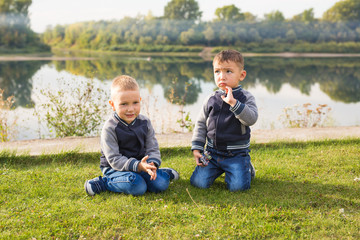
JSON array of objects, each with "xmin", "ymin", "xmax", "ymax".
[{"xmin": 1, "ymin": 139, "xmax": 359, "ymax": 239}]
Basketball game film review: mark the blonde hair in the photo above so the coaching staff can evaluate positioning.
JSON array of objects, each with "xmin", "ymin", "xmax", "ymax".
[
  {"xmin": 213, "ymin": 49, "xmax": 244, "ymax": 69},
  {"xmin": 111, "ymin": 75, "xmax": 139, "ymax": 99}
]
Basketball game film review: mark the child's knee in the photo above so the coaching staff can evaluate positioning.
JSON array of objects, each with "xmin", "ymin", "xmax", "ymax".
[
  {"xmin": 190, "ymin": 174, "xmax": 211, "ymax": 189},
  {"xmin": 126, "ymin": 173, "xmax": 147, "ymax": 195},
  {"xmin": 147, "ymin": 174, "xmax": 170, "ymax": 193},
  {"xmin": 227, "ymin": 178, "xmax": 251, "ymax": 192}
]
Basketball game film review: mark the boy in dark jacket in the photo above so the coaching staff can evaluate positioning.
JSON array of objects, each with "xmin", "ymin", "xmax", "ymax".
[
  {"xmin": 191, "ymin": 50, "xmax": 258, "ymax": 192},
  {"xmin": 85, "ymin": 75, "xmax": 179, "ymax": 196}
]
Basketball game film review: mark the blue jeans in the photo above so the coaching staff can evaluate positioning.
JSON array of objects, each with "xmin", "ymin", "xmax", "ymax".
[
  {"xmin": 101, "ymin": 167, "xmax": 171, "ymax": 195},
  {"xmin": 190, "ymin": 148, "xmax": 252, "ymax": 192}
]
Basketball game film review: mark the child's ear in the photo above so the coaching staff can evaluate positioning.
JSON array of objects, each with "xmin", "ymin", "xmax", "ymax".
[
  {"xmin": 239, "ymin": 70, "xmax": 247, "ymax": 81},
  {"xmin": 109, "ymin": 100, "xmax": 115, "ymax": 111}
]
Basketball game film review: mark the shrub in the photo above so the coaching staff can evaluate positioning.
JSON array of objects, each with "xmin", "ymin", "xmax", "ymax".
[
  {"xmin": 36, "ymin": 78, "xmax": 110, "ymax": 138},
  {"xmin": 0, "ymin": 89, "xmax": 16, "ymax": 142},
  {"xmin": 280, "ymin": 103, "xmax": 332, "ymax": 128}
]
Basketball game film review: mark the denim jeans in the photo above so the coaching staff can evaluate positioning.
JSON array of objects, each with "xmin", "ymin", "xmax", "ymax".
[
  {"xmin": 100, "ymin": 167, "xmax": 171, "ymax": 195},
  {"xmin": 190, "ymin": 148, "xmax": 252, "ymax": 192}
]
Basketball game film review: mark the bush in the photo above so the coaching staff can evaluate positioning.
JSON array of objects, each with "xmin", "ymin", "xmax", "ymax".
[
  {"xmin": 36, "ymin": 78, "xmax": 110, "ymax": 138},
  {"xmin": 0, "ymin": 89, "xmax": 16, "ymax": 142},
  {"xmin": 279, "ymin": 103, "xmax": 333, "ymax": 128}
]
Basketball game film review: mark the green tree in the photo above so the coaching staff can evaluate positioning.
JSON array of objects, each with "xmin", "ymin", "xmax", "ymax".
[
  {"xmin": 292, "ymin": 8, "xmax": 315, "ymax": 22},
  {"xmin": 214, "ymin": 4, "xmax": 244, "ymax": 22},
  {"xmin": 163, "ymin": 0, "xmax": 202, "ymax": 21},
  {"xmin": 180, "ymin": 27, "xmax": 203, "ymax": 45},
  {"xmin": 243, "ymin": 12, "xmax": 257, "ymax": 22},
  {"xmin": 264, "ymin": 10, "xmax": 285, "ymax": 22},
  {"xmin": 286, "ymin": 29, "xmax": 297, "ymax": 43},
  {"xmin": 219, "ymin": 26, "xmax": 235, "ymax": 44},
  {"xmin": 203, "ymin": 25, "xmax": 215, "ymax": 45},
  {"xmin": 323, "ymin": 0, "xmax": 360, "ymax": 22},
  {"xmin": 0, "ymin": 0, "xmax": 32, "ymax": 16},
  {"xmin": 0, "ymin": 0, "xmax": 42, "ymax": 49}
]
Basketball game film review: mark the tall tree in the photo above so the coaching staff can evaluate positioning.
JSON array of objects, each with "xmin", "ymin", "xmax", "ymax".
[
  {"xmin": 243, "ymin": 12, "xmax": 257, "ymax": 22},
  {"xmin": 264, "ymin": 10, "xmax": 285, "ymax": 22},
  {"xmin": 0, "ymin": 0, "xmax": 39, "ymax": 49},
  {"xmin": 0, "ymin": 0, "xmax": 32, "ymax": 15},
  {"xmin": 0, "ymin": 0, "xmax": 32, "ymax": 25},
  {"xmin": 214, "ymin": 4, "xmax": 244, "ymax": 22},
  {"xmin": 292, "ymin": 8, "xmax": 315, "ymax": 22},
  {"xmin": 323, "ymin": 0, "xmax": 360, "ymax": 22},
  {"xmin": 163, "ymin": 0, "xmax": 202, "ymax": 21}
]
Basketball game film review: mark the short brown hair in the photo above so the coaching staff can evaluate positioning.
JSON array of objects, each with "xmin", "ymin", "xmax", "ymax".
[
  {"xmin": 111, "ymin": 75, "xmax": 139, "ymax": 99},
  {"xmin": 213, "ymin": 49, "xmax": 244, "ymax": 69}
]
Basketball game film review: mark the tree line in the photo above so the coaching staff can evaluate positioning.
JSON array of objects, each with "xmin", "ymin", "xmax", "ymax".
[
  {"xmin": 41, "ymin": 0, "xmax": 360, "ymax": 53},
  {"xmin": 1, "ymin": 0, "xmax": 360, "ymax": 53}
]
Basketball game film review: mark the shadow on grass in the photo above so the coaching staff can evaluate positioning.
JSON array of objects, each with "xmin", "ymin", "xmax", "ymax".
[
  {"xmin": 251, "ymin": 138, "xmax": 360, "ymax": 151},
  {"xmin": 151, "ymin": 176, "xmax": 360, "ymax": 212},
  {"xmin": 0, "ymin": 150, "xmax": 101, "ymax": 168},
  {"xmin": 2, "ymin": 139, "xmax": 358, "ymax": 166},
  {"xmin": 1, "ymin": 140, "xmax": 359, "ymax": 212},
  {"xmin": 0, "ymin": 146, "xmax": 192, "ymax": 167}
]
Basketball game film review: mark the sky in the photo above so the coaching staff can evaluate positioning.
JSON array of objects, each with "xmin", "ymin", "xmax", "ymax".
[{"xmin": 29, "ymin": 0, "xmax": 340, "ymax": 33}]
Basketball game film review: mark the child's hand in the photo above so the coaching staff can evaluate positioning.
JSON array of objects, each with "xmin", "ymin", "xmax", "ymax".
[
  {"xmin": 138, "ymin": 155, "xmax": 157, "ymax": 180},
  {"xmin": 148, "ymin": 162, "xmax": 157, "ymax": 181},
  {"xmin": 193, "ymin": 150, "xmax": 205, "ymax": 166},
  {"xmin": 221, "ymin": 86, "xmax": 237, "ymax": 107}
]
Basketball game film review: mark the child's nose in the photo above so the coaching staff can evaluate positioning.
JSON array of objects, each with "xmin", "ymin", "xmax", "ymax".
[
  {"xmin": 127, "ymin": 104, "xmax": 134, "ymax": 111},
  {"xmin": 220, "ymin": 71, "xmax": 225, "ymax": 79}
]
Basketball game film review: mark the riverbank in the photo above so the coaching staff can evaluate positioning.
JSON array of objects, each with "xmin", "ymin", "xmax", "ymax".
[
  {"xmin": 2, "ymin": 51, "xmax": 360, "ymax": 62},
  {"xmin": 1, "ymin": 126, "xmax": 359, "ymax": 156}
]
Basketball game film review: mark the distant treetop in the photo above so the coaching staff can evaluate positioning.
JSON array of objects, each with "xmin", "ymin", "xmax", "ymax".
[
  {"xmin": 323, "ymin": 0, "xmax": 360, "ymax": 22},
  {"xmin": 163, "ymin": 0, "xmax": 202, "ymax": 21}
]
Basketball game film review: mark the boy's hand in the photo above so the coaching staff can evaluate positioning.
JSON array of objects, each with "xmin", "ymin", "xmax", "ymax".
[
  {"xmin": 221, "ymin": 86, "xmax": 236, "ymax": 107},
  {"xmin": 138, "ymin": 155, "xmax": 157, "ymax": 180},
  {"xmin": 148, "ymin": 162, "xmax": 157, "ymax": 181},
  {"xmin": 193, "ymin": 150, "xmax": 205, "ymax": 166}
]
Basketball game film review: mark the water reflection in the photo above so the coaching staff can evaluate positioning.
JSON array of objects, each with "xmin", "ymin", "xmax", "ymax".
[
  {"xmin": 2, "ymin": 56, "xmax": 360, "ymax": 109},
  {"xmin": 0, "ymin": 61, "xmax": 49, "ymax": 107},
  {"xmin": 52, "ymin": 56, "xmax": 360, "ymax": 104},
  {"xmin": 245, "ymin": 57, "xmax": 360, "ymax": 103},
  {"xmin": 52, "ymin": 56, "xmax": 209, "ymax": 105},
  {"xmin": 1, "ymin": 55, "xmax": 360, "ymax": 140}
]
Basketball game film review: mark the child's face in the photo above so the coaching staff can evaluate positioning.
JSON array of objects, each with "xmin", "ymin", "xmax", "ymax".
[
  {"xmin": 109, "ymin": 89, "xmax": 141, "ymax": 124},
  {"xmin": 213, "ymin": 60, "xmax": 246, "ymax": 90}
]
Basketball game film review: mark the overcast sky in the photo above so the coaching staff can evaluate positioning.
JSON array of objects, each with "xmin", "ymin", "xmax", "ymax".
[{"xmin": 29, "ymin": 0, "xmax": 340, "ymax": 33}]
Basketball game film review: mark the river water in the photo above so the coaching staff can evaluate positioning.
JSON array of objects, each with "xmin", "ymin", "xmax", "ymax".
[{"xmin": 1, "ymin": 54, "xmax": 360, "ymax": 141}]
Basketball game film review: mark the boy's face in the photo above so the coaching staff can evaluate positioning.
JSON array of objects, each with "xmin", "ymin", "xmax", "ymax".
[
  {"xmin": 109, "ymin": 89, "xmax": 141, "ymax": 124},
  {"xmin": 213, "ymin": 60, "xmax": 246, "ymax": 90}
]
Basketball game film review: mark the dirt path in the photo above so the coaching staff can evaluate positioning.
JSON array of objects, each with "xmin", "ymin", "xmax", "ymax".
[{"xmin": 1, "ymin": 126, "xmax": 359, "ymax": 156}]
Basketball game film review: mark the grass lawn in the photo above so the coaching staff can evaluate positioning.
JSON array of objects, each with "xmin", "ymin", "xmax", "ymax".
[{"xmin": 1, "ymin": 139, "xmax": 359, "ymax": 239}]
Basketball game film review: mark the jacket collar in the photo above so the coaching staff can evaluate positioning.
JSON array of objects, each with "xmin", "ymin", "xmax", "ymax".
[{"xmin": 113, "ymin": 112, "xmax": 136, "ymax": 126}]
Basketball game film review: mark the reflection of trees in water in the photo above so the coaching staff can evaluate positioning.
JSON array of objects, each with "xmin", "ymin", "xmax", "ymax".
[
  {"xmin": 53, "ymin": 57, "xmax": 211, "ymax": 105},
  {"xmin": 0, "ymin": 61, "xmax": 48, "ymax": 108},
  {"xmin": 245, "ymin": 57, "xmax": 360, "ymax": 103},
  {"xmin": 318, "ymin": 70, "xmax": 360, "ymax": 103},
  {"xmin": 163, "ymin": 77, "xmax": 201, "ymax": 105},
  {"xmin": 53, "ymin": 56, "xmax": 360, "ymax": 104},
  {"xmin": 1, "ymin": 56, "xmax": 359, "ymax": 111}
]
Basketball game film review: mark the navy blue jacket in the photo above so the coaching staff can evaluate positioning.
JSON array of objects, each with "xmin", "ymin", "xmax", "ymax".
[
  {"xmin": 192, "ymin": 86, "xmax": 258, "ymax": 151},
  {"xmin": 100, "ymin": 113, "xmax": 161, "ymax": 172}
]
